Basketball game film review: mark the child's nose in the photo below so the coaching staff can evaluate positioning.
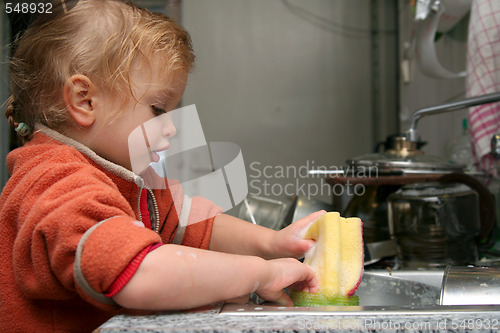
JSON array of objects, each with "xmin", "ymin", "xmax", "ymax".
[{"xmin": 162, "ymin": 122, "xmax": 176, "ymax": 138}]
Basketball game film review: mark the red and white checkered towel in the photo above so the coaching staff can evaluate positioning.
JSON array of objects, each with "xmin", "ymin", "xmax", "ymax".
[{"xmin": 467, "ymin": 0, "xmax": 500, "ymax": 176}]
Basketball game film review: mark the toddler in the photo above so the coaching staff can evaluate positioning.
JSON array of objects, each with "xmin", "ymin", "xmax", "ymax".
[{"xmin": 0, "ymin": 0, "xmax": 321, "ymax": 332}]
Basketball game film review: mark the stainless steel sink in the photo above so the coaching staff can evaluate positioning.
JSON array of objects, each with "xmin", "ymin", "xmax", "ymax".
[
  {"xmin": 355, "ymin": 270, "xmax": 441, "ymax": 307},
  {"xmin": 219, "ymin": 269, "xmax": 500, "ymax": 316}
]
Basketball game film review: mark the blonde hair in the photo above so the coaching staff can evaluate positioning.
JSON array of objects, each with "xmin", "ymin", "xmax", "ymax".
[{"xmin": 5, "ymin": 0, "xmax": 195, "ymax": 142}]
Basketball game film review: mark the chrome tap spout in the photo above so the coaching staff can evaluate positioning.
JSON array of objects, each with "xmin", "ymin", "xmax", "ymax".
[{"xmin": 405, "ymin": 91, "xmax": 500, "ymax": 142}]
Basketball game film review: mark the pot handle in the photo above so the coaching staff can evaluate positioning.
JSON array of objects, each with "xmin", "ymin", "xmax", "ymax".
[{"xmin": 437, "ymin": 173, "xmax": 496, "ymax": 243}]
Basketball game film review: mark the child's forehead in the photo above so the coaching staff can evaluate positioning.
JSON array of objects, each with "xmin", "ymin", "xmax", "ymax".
[
  {"xmin": 128, "ymin": 61, "xmax": 187, "ymax": 102},
  {"xmin": 146, "ymin": 85, "xmax": 178, "ymax": 101},
  {"xmin": 132, "ymin": 52, "xmax": 186, "ymax": 81}
]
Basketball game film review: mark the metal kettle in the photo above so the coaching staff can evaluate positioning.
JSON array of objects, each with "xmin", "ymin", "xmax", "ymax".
[
  {"xmin": 327, "ymin": 92, "xmax": 500, "ymax": 248},
  {"xmin": 387, "ymin": 174, "xmax": 493, "ymax": 268}
]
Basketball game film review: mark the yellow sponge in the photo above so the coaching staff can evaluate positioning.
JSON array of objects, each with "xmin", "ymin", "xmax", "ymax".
[{"xmin": 291, "ymin": 212, "xmax": 364, "ymax": 306}]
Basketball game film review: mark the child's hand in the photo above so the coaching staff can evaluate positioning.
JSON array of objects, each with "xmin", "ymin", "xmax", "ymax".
[
  {"xmin": 256, "ymin": 258, "xmax": 318, "ymax": 306},
  {"xmin": 270, "ymin": 210, "xmax": 326, "ymax": 259}
]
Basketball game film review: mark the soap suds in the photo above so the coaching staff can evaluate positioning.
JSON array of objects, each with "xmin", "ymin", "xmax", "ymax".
[
  {"xmin": 251, "ymin": 281, "xmax": 260, "ymax": 293},
  {"xmin": 132, "ymin": 221, "xmax": 145, "ymax": 228}
]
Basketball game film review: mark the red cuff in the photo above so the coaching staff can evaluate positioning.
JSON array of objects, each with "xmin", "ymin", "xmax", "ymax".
[{"xmin": 105, "ymin": 243, "xmax": 162, "ymax": 297}]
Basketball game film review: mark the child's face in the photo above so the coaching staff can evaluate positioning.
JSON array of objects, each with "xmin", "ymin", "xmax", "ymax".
[{"xmin": 89, "ymin": 56, "xmax": 188, "ymax": 172}]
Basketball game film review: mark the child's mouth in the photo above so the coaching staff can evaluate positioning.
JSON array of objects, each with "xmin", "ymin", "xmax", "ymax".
[{"xmin": 151, "ymin": 145, "xmax": 170, "ymax": 163}]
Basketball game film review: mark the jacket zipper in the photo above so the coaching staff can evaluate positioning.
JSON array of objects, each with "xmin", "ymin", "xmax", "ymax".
[
  {"xmin": 138, "ymin": 187, "xmax": 161, "ymax": 234},
  {"xmin": 147, "ymin": 188, "xmax": 161, "ymax": 234}
]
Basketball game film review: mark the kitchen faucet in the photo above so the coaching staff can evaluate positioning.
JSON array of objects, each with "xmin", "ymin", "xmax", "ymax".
[{"xmin": 405, "ymin": 91, "xmax": 500, "ymax": 143}]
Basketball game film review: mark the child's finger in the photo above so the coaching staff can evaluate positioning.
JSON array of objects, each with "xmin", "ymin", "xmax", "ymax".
[
  {"xmin": 259, "ymin": 289, "xmax": 293, "ymax": 307},
  {"xmin": 226, "ymin": 294, "xmax": 251, "ymax": 304},
  {"xmin": 274, "ymin": 292, "xmax": 293, "ymax": 307},
  {"xmin": 294, "ymin": 210, "xmax": 326, "ymax": 225}
]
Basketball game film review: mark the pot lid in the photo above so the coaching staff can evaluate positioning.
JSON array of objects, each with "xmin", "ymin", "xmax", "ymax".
[
  {"xmin": 347, "ymin": 137, "xmax": 465, "ymax": 175},
  {"xmin": 347, "ymin": 151, "xmax": 464, "ymax": 174},
  {"xmin": 390, "ymin": 181, "xmax": 474, "ymax": 198}
]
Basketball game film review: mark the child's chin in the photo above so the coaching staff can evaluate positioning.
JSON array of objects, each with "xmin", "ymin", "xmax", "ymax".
[{"xmin": 152, "ymin": 151, "xmax": 160, "ymax": 163}]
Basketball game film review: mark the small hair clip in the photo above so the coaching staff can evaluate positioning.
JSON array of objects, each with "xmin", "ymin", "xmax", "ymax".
[{"xmin": 15, "ymin": 122, "xmax": 31, "ymax": 136}]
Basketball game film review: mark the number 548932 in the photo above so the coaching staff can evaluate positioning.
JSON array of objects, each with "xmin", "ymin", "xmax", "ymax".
[{"xmin": 5, "ymin": 2, "xmax": 53, "ymax": 14}]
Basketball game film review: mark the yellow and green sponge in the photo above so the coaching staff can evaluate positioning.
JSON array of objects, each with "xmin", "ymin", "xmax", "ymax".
[{"xmin": 291, "ymin": 212, "xmax": 364, "ymax": 306}]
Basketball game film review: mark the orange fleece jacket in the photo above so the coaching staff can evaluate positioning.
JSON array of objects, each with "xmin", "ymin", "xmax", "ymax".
[{"xmin": 0, "ymin": 127, "xmax": 221, "ymax": 332}]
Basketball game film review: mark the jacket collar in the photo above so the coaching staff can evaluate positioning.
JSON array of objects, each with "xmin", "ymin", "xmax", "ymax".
[{"xmin": 36, "ymin": 124, "xmax": 145, "ymax": 188}]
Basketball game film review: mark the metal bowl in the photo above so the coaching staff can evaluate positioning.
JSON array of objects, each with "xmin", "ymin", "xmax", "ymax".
[
  {"xmin": 237, "ymin": 195, "xmax": 292, "ymax": 230},
  {"xmin": 440, "ymin": 265, "xmax": 500, "ymax": 305},
  {"xmin": 281, "ymin": 195, "xmax": 334, "ymax": 229},
  {"xmin": 238, "ymin": 195, "xmax": 333, "ymax": 230}
]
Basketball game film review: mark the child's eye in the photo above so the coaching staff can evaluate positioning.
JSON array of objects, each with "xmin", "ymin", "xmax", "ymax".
[{"xmin": 151, "ymin": 105, "xmax": 166, "ymax": 116}]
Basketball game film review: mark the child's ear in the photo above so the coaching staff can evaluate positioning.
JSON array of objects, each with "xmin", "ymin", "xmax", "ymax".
[{"xmin": 64, "ymin": 75, "xmax": 96, "ymax": 127}]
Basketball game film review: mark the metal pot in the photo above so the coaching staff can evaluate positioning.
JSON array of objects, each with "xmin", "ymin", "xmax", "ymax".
[
  {"xmin": 320, "ymin": 92, "xmax": 500, "ymax": 265},
  {"xmin": 388, "ymin": 181, "xmax": 480, "ymax": 268},
  {"xmin": 326, "ymin": 137, "xmax": 496, "ymax": 253},
  {"xmin": 327, "ymin": 136, "xmax": 464, "ymax": 241}
]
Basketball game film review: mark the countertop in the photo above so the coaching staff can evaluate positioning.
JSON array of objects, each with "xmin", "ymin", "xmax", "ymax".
[
  {"xmin": 96, "ymin": 266, "xmax": 500, "ymax": 332},
  {"xmin": 96, "ymin": 303, "xmax": 500, "ymax": 332}
]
